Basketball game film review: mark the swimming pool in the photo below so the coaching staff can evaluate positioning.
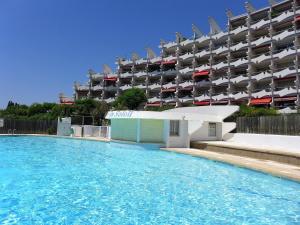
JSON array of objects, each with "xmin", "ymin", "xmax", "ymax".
[{"xmin": 0, "ymin": 136, "xmax": 299, "ymax": 224}]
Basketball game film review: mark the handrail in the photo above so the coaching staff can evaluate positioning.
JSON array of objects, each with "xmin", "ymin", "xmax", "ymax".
[{"xmin": 8, "ymin": 129, "xmax": 12, "ymax": 135}]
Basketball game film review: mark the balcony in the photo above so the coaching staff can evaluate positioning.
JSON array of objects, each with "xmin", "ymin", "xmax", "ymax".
[
  {"xmin": 164, "ymin": 69, "xmax": 177, "ymax": 76},
  {"xmin": 252, "ymin": 53, "xmax": 271, "ymax": 64},
  {"xmin": 180, "ymin": 39, "xmax": 194, "ymax": 46},
  {"xmin": 134, "ymin": 71, "xmax": 147, "ymax": 78},
  {"xmin": 148, "ymin": 83, "xmax": 161, "ymax": 90},
  {"xmin": 195, "ymin": 35, "xmax": 210, "ymax": 45},
  {"xmin": 91, "ymin": 85, "xmax": 103, "ymax": 91},
  {"xmin": 273, "ymin": 47, "xmax": 296, "ymax": 60},
  {"xmin": 274, "ymin": 86, "xmax": 297, "ymax": 97},
  {"xmin": 163, "ymin": 55, "xmax": 177, "ymax": 62},
  {"xmin": 273, "ymin": 28, "xmax": 294, "ymax": 42},
  {"xmin": 231, "ymin": 25, "xmax": 248, "ymax": 35},
  {"xmin": 195, "ymin": 49, "xmax": 210, "ymax": 58},
  {"xmin": 252, "ymin": 36, "xmax": 271, "ymax": 47},
  {"xmin": 194, "ymin": 94, "xmax": 210, "ymax": 102},
  {"xmin": 231, "ymin": 91, "xmax": 248, "ymax": 100},
  {"xmin": 162, "ymin": 97, "xmax": 177, "ymax": 103},
  {"xmin": 163, "ymin": 41, "xmax": 177, "ymax": 49},
  {"xmin": 148, "ymin": 97, "xmax": 161, "ymax": 103},
  {"xmin": 212, "ymin": 77, "xmax": 228, "ymax": 86},
  {"xmin": 180, "ymin": 52, "xmax": 194, "ymax": 61},
  {"xmin": 211, "ymin": 31, "xmax": 227, "ymax": 40},
  {"xmin": 149, "ymin": 70, "xmax": 161, "ymax": 77},
  {"xmin": 273, "ymin": 67, "xmax": 297, "ymax": 79},
  {"xmin": 250, "ymin": 18, "xmax": 270, "ymax": 30},
  {"xmin": 134, "ymin": 84, "xmax": 147, "ymax": 90},
  {"xmin": 120, "ymin": 60, "xmax": 133, "ymax": 66},
  {"xmin": 91, "ymin": 73, "xmax": 103, "ymax": 81},
  {"xmin": 231, "ymin": 57, "xmax": 248, "ymax": 67},
  {"xmin": 212, "ymin": 93, "xmax": 228, "ymax": 101},
  {"xmin": 179, "ymin": 67, "xmax": 193, "ymax": 74},
  {"xmin": 195, "ymin": 64, "xmax": 210, "ymax": 72},
  {"xmin": 120, "ymin": 72, "xmax": 132, "ymax": 78},
  {"xmin": 119, "ymin": 85, "xmax": 132, "ymax": 91},
  {"xmin": 150, "ymin": 57, "xmax": 161, "ymax": 64},
  {"xmin": 179, "ymin": 81, "xmax": 194, "ymax": 88},
  {"xmin": 252, "ymin": 71, "xmax": 272, "ymax": 82},
  {"xmin": 212, "ymin": 61, "xmax": 228, "ymax": 70},
  {"xmin": 179, "ymin": 96, "xmax": 194, "ymax": 103},
  {"xmin": 231, "ymin": 74, "xmax": 248, "ymax": 84},
  {"xmin": 162, "ymin": 82, "xmax": 176, "ymax": 89},
  {"xmin": 104, "ymin": 86, "xmax": 118, "ymax": 92},
  {"xmin": 231, "ymin": 41, "xmax": 248, "ymax": 51},
  {"xmin": 195, "ymin": 80, "xmax": 210, "ymax": 87},
  {"xmin": 135, "ymin": 58, "xmax": 147, "ymax": 65},
  {"xmin": 272, "ymin": 10, "xmax": 294, "ymax": 24},
  {"xmin": 213, "ymin": 45, "xmax": 228, "ymax": 55},
  {"xmin": 251, "ymin": 89, "xmax": 272, "ymax": 99},
  {"xmin": 76, "ymin": 85, "xmax": 89, "ymax": 91}
]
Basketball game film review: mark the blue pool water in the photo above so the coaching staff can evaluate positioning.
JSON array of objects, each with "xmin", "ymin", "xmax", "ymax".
[{"xmin": 0, "ymin": 136, "xmax": 299, "ymax": 224}]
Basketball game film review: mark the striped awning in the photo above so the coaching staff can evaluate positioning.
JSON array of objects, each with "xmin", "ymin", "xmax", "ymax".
[
  {"xmin": 193, "ymin": 70, "xmax": 210, "ymax": 78},
  {"xmin": 193, "ymin": 100, "xmax": 210, "ymax": 106},
  {"xmin": 250, "ymin": 97, "xmax": 272, "ymax": 105}
]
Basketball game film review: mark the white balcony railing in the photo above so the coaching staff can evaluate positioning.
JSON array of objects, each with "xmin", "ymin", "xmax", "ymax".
[
  {"xmin": 231, "ymin": 25, "xmax": 248, "ymax": 35},
  {"xmin": 105, "ymin": 97, "xmax": 116, "ymax": 103},
  {"xmin": 273, "ymin": 28, "xmax": 294, "ymax": 42},
  {"xmin": 148, "ymin": 83, "xmax": 161, "ymax": 90},
  {"xmin": 195, "ymin": 35, "xmax": 210, "ymax": 45},
  {"xmin": 120, "ymin": 72, "xmax": 132, "ymax": 78},
  {"xmin": 179, "ymin": 67, "xmax": 193, "ymax": 74},
  {"xmin": 120, "ymin": 60, "xmax": 132, "ymax": 66},
  {"xmin": 272, "ymin": 10, "xmax": 294, "ymax": 24},
  {"xmin": 163, "ymin": 41, "xmax": 177, "ymax": 49},
  {"xmin": 211, "ymin": 31, "xmax": 227, "ymax": 40},
  {"xmin": 212, "ymin": 61, "xmax": 228, "ymax": 70},
  {"xmin": 195, "ymin": 49, "xmax": 210, "ymax": 58},
  {"xmin": 231, "ymin": 41, "xmax": 248, "ymax": 51},
  {"xmin": 212, "ymin": 77, "xmax": 228, "ymax": 86},
  {"xmin": 134, "ymin": 84, "xmax": 147, "ymax": 89},
  {"xmin": 273, "ymin": 47, "xmax": 296, "ymax": 60},
  {"xmin": 135, "ymin": 58, "xmax": 147, "ymax": 65},
  {"xmin": 274, "ymin": 87, "xmax": 297, "ymax": 97},
  {"xmin": 231, "ymin": 75, "xmax": 248, "ymax": 84},
  {"xmin": 180, "ymin": 52, "xmax": 194, "ymax": 61},
  {"xmin": 179, "ymin": 96, "xmax": 194, "ymax": 103},
  {"xmin": 162, "ymin": 82, "xmax": 176, "ymax": 89},
  {"xmin": 252, "ymin": 36, "xmax": 271, "ymax": 47},
  {"xmin": 251, "ymin": 89, "xmax": 272, "ymax": 99},
  {"xmin": 92, "ymin": 85, "xmax": 103, "ymax": 91},
  {"xmin": 180, "ymin": 39, "xmax": 194, "ymax": 46},
  {"xmin": 162, "ymin": 97, "xmax": 176, "ymax": 103},
  {"xmin": 252, "ymin": 53, "xmax": 271, "ymax": 64},
  {"xmin": 195, "ymin": 64, "xmax": 210, "ymax": 72},
  {"xmin": 251, "ymin": 71, "xmax": 272, "ymax": 81},
  {"xmin": 213, "ymin": 45, "xmax": 228, "ymax": 55},
  {"xmin": 231, "ymin": 58, "xmax": 248, "ymax": 67},
  {"xmin": 76, "ymin": 85, "xmax": 89, "ymax": 91},
  {"xmin": 231, "ymin": 91, "xmax": 248, "ymax": 99},
  {"xmin": 134, "ymin": 71, "xmax": 147, "ymax": 77},
  {"xmin": 212, "ymin": 93, "xmax": 228, "ymax": 101},
  {"xmin": 149, "ymin": 70, "xmax": 161, "ymax": 77},
  {"xmin": 119, "ymin": 85, "xmax": 132, "ymax": 91},
  {"xmin": 194, "ymin": 94, "xmax": 210, "ymax": 102},
  {"xmin": 163, "ymin": 55, "xmax": 177, "ymax": 62},
  {"xmin": 150, "ymin": 57, "xmax": 161, "ymax": 64},
  {"xmin": 273, "ymin": 67, "xmax": 297, "ymax": 79},
  {"xmin": 251, "ymin": 18, "xmax": 270, "ymax": 30},
  {"xmin": 179, "ymin": 81, "xmax": 194, "ymax": 88}
]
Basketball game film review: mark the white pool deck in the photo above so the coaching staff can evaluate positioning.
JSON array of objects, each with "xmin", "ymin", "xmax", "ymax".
[{"xmin": 1, "ymin": 134, "xmax": 300, "ymax": 182}]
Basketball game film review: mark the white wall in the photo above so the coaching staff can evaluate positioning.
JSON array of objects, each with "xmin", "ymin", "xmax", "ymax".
[
  {"xmin": 57, "ymin": 118, "xmax": 71, "ymax": 136},
  {"xmin": 224, "ymin": 133, "xmax": 300, "ymax": 152},
  {"xmin": 189, "ymin": 121, "xmax": 223, "ymax": 141},
  {"xmin": 164, "ymin": 120, "xmax": 190, "ymax": 148}
]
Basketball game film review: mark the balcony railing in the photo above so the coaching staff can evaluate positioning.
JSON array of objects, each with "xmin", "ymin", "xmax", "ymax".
[
  {"xmin": 273, "ymin": 28, "xmax": 294, "ymax": 42},
  {"xmin": 273, "ymin": 67, "xmax": 297, "ymax": 79},
  {"xmin": 252, "ymin": 53, "xmax": 271, "ymax": 64},
  {"xmin": 162, "ymin": 82, "xmax": 176, "ymax": 89},
  {"xmin": 134, "ymin": 71, "xmax": 147, "ymax": 77},
  {"xmin": 272, "ymin": 9, "xmax": 294, "ymax": 24},
  {"xmin": 250, "ymin": 18, "xmax": 270, "ymax": 30},
  {"xmin": 76, "ymin": 85, "xmax": 89, "ymax": 91},
  {"xmin": 91, "ymin": 85, "xmax": 103, "ymax": 91},
  {"xmin": 119, "ymin": 85, "xmax": 132, "ymax": 91},
  {"xmin": 231, "ymin": 91, "xmax": 248, "ymax": 99},
  {"xmin": 148, "ymin": 97, "xmax": 161, "ymax": 103},
  {"xmin": 179, "ymin": 67, "xmax": 193, "ymax": 74},
  {"xmin": 179, "ymin": 81, "xmax": 194, "ymax": 88},
  {"xmin": 212, "ymin": 93, "xmax": 228, "ymax": 101},
  {"xmin": 251, "ymin": 89, "xmax": 272, "ymax": 99},
  {"xmin": 251, "ymin": 71, "xmax": 272, "ymax": 81},
  {"xmin": 120, "ymin": 72, "xmax": 132, "ymax": 78},
  {"xmin": 252, "ymin": 35, "xmax": 271, "ymax": 47},
  {"xmin": 180, "ymin": 52, "xmax": 194, "ymax": 61},
  {"xmin": 212, "ymin": 77, "xmax": 228, "ymax": 86},
  {"xmin": 195, "ymin": 49, "xmax": 210, "ymax": 58},
  {"xmin": 274, "ymin": 86, "xmax": 297, "ymax": 97},
  {"xmin": 231, "ymin": 74, "xmax": 248, "ymax": 84},
  {"xmin": 231, "ymin": 41, "xmax": 248, "ymax": 51},
  {"xmin": 231, "ymin": 25, "xmax": 248, "ymax": 35}
]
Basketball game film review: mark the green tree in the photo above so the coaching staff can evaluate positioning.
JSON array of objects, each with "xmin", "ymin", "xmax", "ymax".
[{"xmin": 113, "ymin": 88, "xmax": 147, "ymax": 110}]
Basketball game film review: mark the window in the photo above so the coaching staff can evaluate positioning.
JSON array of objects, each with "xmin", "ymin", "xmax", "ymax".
[
  {"xmin": 208, "ymin": 123, "xmax": 217, "ymax": 137},
  {"xmin": 170, "ymin": 120, "xmax": 180, "ymax": 136}
]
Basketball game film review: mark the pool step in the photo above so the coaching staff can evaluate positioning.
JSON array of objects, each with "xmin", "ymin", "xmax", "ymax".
[{"xmin": 190, "ymin": 141, "xmax": 300, "ymax": 167}]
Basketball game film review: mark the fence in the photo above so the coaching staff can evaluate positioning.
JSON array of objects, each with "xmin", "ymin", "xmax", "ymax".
[
  {"xmin": 236, "ymin": 114, "xmax": 300, "ymax": 136},
  {"xmin": 0, "ymin": 118, "xmax": 57, "ymax": 134},
  {"xmin": 71, "ymin": 125, "xmax": 110, "ymax": 139}
]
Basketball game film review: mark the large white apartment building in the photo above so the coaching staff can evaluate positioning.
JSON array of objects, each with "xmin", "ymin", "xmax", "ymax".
[{"xmin": 74, "ymin": 0, "xmax": 300, "ymax": 109}]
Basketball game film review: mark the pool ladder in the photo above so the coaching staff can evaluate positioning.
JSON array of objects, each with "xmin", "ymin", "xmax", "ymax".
[{"xmin": 7, "ymin": 129, "xmax": 16, "ymax": 135}]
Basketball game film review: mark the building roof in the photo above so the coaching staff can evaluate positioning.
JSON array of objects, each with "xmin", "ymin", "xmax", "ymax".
[{"xmin": 106, "ymin": 106, "xmax": 239, "ymax": 122}]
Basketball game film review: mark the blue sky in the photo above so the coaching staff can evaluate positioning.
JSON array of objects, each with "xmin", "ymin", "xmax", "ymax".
[{"xmin": 0, "ymin": 0, "xmax": 267, "ymax": 109}]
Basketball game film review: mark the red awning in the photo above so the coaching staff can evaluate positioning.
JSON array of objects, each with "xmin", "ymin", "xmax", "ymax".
[
  {"xmin": 104, "ymin": 77, "xmax": 117, "ymax": 81},
  {"xmin": 250, "ymin": 97, "xmax": 272, "ymax": 105},
  {"xmin": 162, "ymin": 60, "xmax": 176, "ymax": 65},
  {"xmin": 295, "ymin": 16, "xmax": 300, "ymax": 22},
  {"xmin": 274, "ymin": 96, "xmax": 297, "ymax": 102},
  {"xmin": 161, "ymin": 88, "xmax": 176, "ymax": 92},
  {"xmin": 193, "ymin": 100, "xmax": 210, "ymax": 106},
  {"xmin": 193, "ymin": 70, "xmax": 210, "ymax": 78}
]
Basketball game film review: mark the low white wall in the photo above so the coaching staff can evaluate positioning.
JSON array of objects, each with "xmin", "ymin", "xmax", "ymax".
[
  {"xmin": 189, "ymin": 121, "xmax": 222, "ymax": 141},
  {"xmin": 57, "ymin": 118, "xmax": 71, "ymax": 136},
  {"xmin": 224, "ymin": 133, "xmax": 300, "ymax": 152},
  {"xmin": 164, "ymin": 120, "xmax": 189, "ymax": 148}
]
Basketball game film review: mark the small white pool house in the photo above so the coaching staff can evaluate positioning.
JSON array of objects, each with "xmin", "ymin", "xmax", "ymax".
[{"xmin": 106, "ymin": 106, "xmax": 239, "ymax": 148}]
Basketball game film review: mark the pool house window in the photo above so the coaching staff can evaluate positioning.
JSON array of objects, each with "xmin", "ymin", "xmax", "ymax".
[
  {"xmin": 170, "ymin": 120, "xmax": 180, "ymax": 136},
  {"xmin": 208, "ymin": 123, "xmax": 217, "ymax": 137}
]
